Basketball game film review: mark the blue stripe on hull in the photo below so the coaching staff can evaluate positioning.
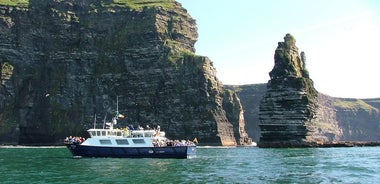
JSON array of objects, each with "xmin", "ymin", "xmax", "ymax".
[{"xmin": 66, "ymin": 145, "xmax": 196, "ymax": 159}]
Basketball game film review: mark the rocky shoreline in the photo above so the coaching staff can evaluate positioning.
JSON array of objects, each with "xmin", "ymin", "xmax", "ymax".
[
  {"xmin": 258, "ymin": 141, "xmax": 380, "ymax": 148},
  {"xmin": 315, "ymin": 141, "xmax": 380, "ymax": 147}
]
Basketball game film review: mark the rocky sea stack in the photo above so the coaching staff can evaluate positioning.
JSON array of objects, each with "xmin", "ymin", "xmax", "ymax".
[
  {"xmin": 0, "ymin": 0, "xmax": 251, "ymax": 146},
  {"xmin": 258, "ymin": 34, "xmax": 319, "ymax": 147}
]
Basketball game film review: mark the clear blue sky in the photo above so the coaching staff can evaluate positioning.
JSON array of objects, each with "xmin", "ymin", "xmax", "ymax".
[{"xmin": 177, "ymin": 0, "xmax": 380, "ymax": 98}]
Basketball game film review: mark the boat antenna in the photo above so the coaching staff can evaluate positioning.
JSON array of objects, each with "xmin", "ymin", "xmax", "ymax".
[
  {"xmin": 116, "ymin": 95, "xmax": 119, "ymax": 118},
  {"xmin": 103, "ymin": 114, "xmax": 107, "ymax": 129},
  {"xmin": 93, "ymin": 113, "xmax": 97, "ymax": 129}
]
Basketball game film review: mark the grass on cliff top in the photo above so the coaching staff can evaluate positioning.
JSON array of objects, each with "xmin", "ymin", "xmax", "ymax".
[
  {"xmin": 363, "ymin": 98, "xmax": 380, "ymax": 103},
  {"xmin": 0, "ymin": 0, "xmax": 175, "ymax": 9},
  {"xmin": 110, "ymin": 0, "xmax": 175, "ymax": 10},
  {"xmin": 334, "ymin": 99, "xmax": 378, "ymax": 112},
  {"xmin": 0, "ymin": 0, "xmax": 28, "ymax": 6}
]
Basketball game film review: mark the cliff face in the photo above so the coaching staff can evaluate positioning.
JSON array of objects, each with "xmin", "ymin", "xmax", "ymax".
[
  {"xmin": 310, "ymin": 94, "xmax": 342, "ymax": 142},
  {"xmin": 0, "ymin": 0, "xmax": 248, "ymax": 146},
  {"xmin": 258, "ymin": 34, "xmax": 319, "ymax": 147},
  {"xmin": 222, "ymin": 89, "xmax": 252, "ymax": 145},
  {"xmin": 233, "ymin": 85, "xmax": 380, "ymax": 143},
  {"xmin": 225, "ymin": 84, "xmax": 266, "ymax": 142},
  {"xmin": 333, "ymin": 98, "xmax": 380, "ymax": 141}
]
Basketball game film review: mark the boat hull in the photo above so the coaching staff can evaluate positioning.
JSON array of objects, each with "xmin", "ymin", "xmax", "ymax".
[{"xmin": 66, "ymin": 144, "xmax": 196, "ymax": 159}]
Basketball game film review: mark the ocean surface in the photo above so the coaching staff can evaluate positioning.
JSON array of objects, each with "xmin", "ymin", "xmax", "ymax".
[{"xmin": 0, "ymin": 146, "xmax": 379, "ymax": 184}]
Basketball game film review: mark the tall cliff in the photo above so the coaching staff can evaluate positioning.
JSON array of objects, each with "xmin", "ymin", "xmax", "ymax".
[
  {"xmin": 0, "ymin": 0, "xmax": 250, "ymax": 146},
  {"xmin": 258, "ymin": 34, "xmax": 319, "ymax": 147}
]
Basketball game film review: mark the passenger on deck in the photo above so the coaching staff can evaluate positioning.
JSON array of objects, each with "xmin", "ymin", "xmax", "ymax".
[
  {"xmin": 128, "ymin": 125, "xmax": 135, "ymax": 130},
  {"xmin": 64, "ymin": 136, "xmax": 85, "ymax": 144}
]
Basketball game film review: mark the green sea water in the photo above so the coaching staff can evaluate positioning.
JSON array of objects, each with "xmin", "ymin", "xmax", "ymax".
[{"xmin": 0, "ymin": 146, "xmax": 379, "ymax": 183}]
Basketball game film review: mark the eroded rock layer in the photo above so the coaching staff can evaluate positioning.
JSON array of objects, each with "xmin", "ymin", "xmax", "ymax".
[{"xmin": 258, "ymin": 34, "xmax": 319, "ymax": 147}]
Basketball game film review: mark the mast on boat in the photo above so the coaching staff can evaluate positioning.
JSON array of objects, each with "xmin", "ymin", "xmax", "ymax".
[
  {"xmin": 93, "ymin": 114, "xmax": 97, "ymax": 129},
  {"xmin": 116, "ymin": 95, "xmax": 119, "ymax": 118}
]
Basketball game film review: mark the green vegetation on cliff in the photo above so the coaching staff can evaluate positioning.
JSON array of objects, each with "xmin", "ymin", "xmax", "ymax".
[
  {"xmin": 106, "ymin": 0, "xmax": 175, "ymax": 10},
  {"xmin": 334, "ymin": 99, "xmax": 378, "ymax": 112},
  {"xmin": 1, "ymin": 61, "xmax": 14, "ymax": 75},
  {"xmin": 0, "ymin": 0, "xmax": 28, "ymax": 6},
  {"xmin": 0, "ymin": 0, "xmax": 175, "ymax": 9}
]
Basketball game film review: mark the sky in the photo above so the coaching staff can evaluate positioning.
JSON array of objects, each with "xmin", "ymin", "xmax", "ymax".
[{"xmin": 176, "ymin": 0, "xmax": 380, "ymax": 98}]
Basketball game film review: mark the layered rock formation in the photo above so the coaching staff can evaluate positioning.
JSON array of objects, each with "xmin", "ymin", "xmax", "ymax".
[
  {"xmin": 223, "ymin": 89, "xmax": 252, "ymax": 145},
  {"xmin": 258, "ymin": 34, "xmax": 319, "ymax": 147},
  {"xmin": 0, "ymin": 0, "xmax": 250, "ymax": 146}
]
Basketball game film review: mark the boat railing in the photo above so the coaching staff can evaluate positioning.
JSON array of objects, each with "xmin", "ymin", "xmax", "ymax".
[
  {"xmin": 128, "ymin": 130, "xmax": 165, "ymax": 138},
  {"xmin": 87, "ymin": 129, "xmax": 123, "ymax": 137},
  {"xmin": 87, "ymin": 128, "xmax": 165, "ymax": 138}
]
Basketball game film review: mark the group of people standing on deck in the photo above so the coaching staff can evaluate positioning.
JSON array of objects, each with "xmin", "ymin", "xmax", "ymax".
[
  {"xmin": 64, "ymin": 136, "xmax": 85, "ymax": 144},
  {"xmin": 127, "ymin": 124, "xmax": 160, "ymax": 131},
  {"xmin": 153, "ymin": 139, "xmax": 196, "ymax": 147}
]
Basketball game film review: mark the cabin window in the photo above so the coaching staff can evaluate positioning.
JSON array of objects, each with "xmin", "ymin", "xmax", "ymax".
[
  {"xmin": 96, "ymin": 131, "xmax": 101, "ymax": 136},
  {"xmin": 99, "ymin": 139, "xmax": 112, "ymax": 145},
  {"xmin": 102, "ymin": 131, "xmax": 106, "ymax": 136},
  {"xmin": 90, "ymin": 131, "xmax": 96, "ymax": 137},
  {"xmin": 132, "ymin": 139, "xmax": 145, "ymax": 144},
  {"xmin": 116, "ymin": 132, "xmax": 122, "ymax": 136},
  {"xmin": 116, "ymin": 139, "xmax": 129, "ymax": 145}
]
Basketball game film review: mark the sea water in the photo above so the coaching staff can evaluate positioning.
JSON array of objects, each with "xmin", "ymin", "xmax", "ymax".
[{"xmin": 0, "ymin": 146, "xmax": 379, "ymax": 183}]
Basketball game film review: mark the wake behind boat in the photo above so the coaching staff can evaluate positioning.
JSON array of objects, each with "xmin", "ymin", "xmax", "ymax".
[{"xmin": 64, "ymin": 100, "xmax": 196, "ymax": 159}]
